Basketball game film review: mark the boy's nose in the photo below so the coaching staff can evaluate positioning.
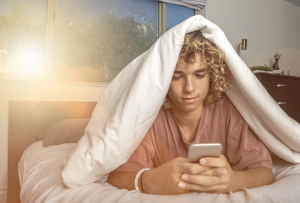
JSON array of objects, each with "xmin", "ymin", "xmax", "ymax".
[{"xmin": 184, "ymin": 78, "xmax": 195, "ymax": 93}]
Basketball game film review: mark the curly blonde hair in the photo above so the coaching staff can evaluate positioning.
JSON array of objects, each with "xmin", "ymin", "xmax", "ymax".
[{"xmin": 176, "ymin": 30, "xmax": 232, "ymax": 106}]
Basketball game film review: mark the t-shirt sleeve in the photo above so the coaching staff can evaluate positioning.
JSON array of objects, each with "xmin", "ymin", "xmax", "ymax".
[
  {"xmin": 113, "ymin": 131, "xmax": 155, "ymax": 172},
  {"xmin": 227, "ymin": 110, "xmax": 273, "ymax": 171}
]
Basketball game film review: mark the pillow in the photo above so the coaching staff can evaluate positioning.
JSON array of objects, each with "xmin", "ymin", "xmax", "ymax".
[{"xmin": 36, "ymin": 119, "xmax": 90, "ymax": 147}]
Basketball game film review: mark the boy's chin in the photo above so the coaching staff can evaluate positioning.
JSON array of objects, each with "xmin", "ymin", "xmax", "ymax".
[{"xmin": 177, "ymin": 102, "xmax": 202, "ymax": 113}]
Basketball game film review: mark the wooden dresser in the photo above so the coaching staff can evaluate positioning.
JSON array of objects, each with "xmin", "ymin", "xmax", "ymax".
[{"xmin": 255, "ymin": 73, "xmax": 300, "ymax": 123}]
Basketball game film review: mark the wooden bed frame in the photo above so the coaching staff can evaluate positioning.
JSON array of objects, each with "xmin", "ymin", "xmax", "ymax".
[{"xmin": 8, "ymin": 101, "xmax": 97, "ymax": 203}]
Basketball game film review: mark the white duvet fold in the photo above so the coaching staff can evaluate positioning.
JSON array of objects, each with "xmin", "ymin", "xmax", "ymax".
[{"xmin": 62, "ymin": 15, "xmax": 300, "ymax": 188}]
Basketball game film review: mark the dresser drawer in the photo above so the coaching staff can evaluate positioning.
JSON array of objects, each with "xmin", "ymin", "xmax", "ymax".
[
  {"xmin": 260, "ymin": 75, "xmax": 299, "ymax": 96},
  {"xmin": 272, "ymin": 94, "xmax": 300, "ymax": 112}
]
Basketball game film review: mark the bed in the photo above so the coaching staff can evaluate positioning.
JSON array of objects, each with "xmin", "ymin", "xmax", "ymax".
[
  {"xmin": 7, "ymin": 101, "xmax": 97, "ymax": 203},
  {"xmin": 7, "ymin": 100, "xmax": 300, "ymax": 203}
]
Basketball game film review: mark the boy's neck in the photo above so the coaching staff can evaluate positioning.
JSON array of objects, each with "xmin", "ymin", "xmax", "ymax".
[{"xmin": 170, "ymin": 103, "xmax": 203, "ymax": 129}]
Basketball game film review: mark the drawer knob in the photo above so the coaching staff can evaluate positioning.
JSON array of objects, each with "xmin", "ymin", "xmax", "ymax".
[
  {"xmin": 278, "ymin": 102, "xmax": 287, "ymax": 105},
  {"xmin": 277, "ymin": 84, "xmax": 286, "ymax": 87}
]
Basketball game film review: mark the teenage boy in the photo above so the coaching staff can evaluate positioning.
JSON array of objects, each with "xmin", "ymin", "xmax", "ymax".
[{"xmin": 108, "ymin": 31, "xmax": 274, "ymax": 195}]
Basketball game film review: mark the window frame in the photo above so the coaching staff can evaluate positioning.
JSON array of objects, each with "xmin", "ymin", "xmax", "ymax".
[
  {"xmin": 0, "ymin": 0, "xmax": 201, "ymax": 84},
  {"xmin": 159, "ymin": 2, "xmax": 201, "ymax": 37}
]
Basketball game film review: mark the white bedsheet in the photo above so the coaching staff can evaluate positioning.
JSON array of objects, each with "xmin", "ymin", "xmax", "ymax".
[{"xmin": 20, "ymin": 141, "xmax": 300, "ymax": 203}]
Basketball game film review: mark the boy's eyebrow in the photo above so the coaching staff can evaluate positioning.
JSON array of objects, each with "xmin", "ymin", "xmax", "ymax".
[{"xmin": 174, "ymin": 67, "xmax": 208, "ymax": 74}]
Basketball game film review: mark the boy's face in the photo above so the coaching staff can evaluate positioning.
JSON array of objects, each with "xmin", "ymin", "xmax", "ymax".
[{"xmin": 167, "ymin": 52, "xmax": 210, "ymax": 113}]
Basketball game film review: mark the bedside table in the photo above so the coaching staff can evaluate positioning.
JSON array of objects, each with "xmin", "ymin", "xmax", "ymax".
[{"xmin": 254, "ymin": 73, "xmax": 300, "ymax": 123}]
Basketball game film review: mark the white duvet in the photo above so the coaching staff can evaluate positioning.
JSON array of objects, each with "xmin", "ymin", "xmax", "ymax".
[
  {"xmin": 20, "ymin": 141, "xmax": 300, "ymax": 203},
  {"xmin": 62, "ymin": 15, "xmax": 300, "ymax": 188}
]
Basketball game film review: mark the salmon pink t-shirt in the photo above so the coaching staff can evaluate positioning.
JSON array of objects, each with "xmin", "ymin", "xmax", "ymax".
[{"xmin": 114, "ymin": 95, "xmax": 272, "ymax": 172}]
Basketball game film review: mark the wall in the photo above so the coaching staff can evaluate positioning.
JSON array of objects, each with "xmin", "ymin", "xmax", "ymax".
[
  {"xmin": 203, "ymin": 0, "xmax": 300, "ymax": 77},
  {"xmin": 0, "ymin": 80, "xmax": 106, "ymax": 203}
]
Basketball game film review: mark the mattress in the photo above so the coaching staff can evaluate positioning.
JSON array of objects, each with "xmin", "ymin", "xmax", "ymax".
[{"xmin": 19, "ymin": 141, "xmax": 300, "ymax": 203}]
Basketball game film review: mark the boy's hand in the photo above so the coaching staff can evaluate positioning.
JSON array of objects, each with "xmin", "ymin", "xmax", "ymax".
[
  {"xmin": 177, "ymin": 155, "xmax": 240, "ymax": 194},
  {"xmin": 142, "ymin": 157, "xmax": 212, "ymax": 195}
]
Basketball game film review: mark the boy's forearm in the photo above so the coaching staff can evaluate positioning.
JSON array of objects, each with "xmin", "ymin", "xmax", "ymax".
[
  {"xmin": 235, "ymin": 166, "xmax": 275, "ymax": 191},
  {"xmin": 108, "ymin": 171, "xmax": 138, "ymax": 191}
]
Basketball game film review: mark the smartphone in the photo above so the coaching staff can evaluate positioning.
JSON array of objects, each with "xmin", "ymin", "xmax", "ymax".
[{"xmin": 187, "ymin": 143, "xmax": 222, "ymax": 163}]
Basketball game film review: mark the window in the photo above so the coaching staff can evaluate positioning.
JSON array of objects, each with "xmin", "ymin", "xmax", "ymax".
[
  {"xmin": 0, "ymin": 0, "xmax": 48, "ymax": 76},
  {"xmin": 166, "ymin": 3, "xmax": 194, "ymax": 30},
  {"xmin": 159, "ymin": 2, "xmax": 198, "ymax": 37},
  {"xmin": 0, "ymin": 0, "xmax": 199, "ymax": 83},
  {"xmin": 54, "ymin": 0, "xmax": 159, "ymax": 82}
]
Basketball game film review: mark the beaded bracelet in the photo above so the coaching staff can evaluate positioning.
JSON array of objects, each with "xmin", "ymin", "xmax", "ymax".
[{"xmin": 134, "ymin": 168, "xmax": 150, "ymax": 192}]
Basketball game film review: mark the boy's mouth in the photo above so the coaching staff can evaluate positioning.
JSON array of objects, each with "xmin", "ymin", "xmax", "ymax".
[{"xmin": 182, "ymin": 97, "xmax": 198, "ymax": 103}]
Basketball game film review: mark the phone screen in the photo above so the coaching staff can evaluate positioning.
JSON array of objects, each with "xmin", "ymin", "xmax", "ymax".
[{"xmin": 187, "ymin": 143, "xmax": 222, "ymax": 163}]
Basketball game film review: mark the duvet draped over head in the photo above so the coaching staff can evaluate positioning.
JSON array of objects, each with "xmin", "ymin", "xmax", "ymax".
[{"xmin": 62, "ymin": 15, "xmax": 300, "ymax": 188}]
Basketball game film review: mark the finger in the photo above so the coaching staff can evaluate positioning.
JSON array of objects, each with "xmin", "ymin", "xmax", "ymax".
[
  {"xmin": 181, "ymin": 174, "xmax": 230, "ymax": 186},
  {"xmin": 199, "ymin": 157, "xmax": 227, "ymax": 168},
  {"xmin": 175, "ymin": 157, "xmax": 188, "ymax": 163},
  {"xmin": 220, "ymin": 154, "xmax": 227, "ymax": 160},
  {"xmin": 179, "ymin": 163, "xmax": 212, "ymax": 175},
  {"xmin": 177, "ymin": 181, "xmax": 228, "ymax": 192},
  {"xmin": 180, "ymin": 174, "xmax": 227, "ymax": 186},
  {"xmin": 198, "ymin": 168, "xmax": 227, "ymax": 176}
]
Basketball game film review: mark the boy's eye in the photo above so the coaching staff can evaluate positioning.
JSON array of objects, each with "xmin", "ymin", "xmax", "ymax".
[
  {"xmin": 172, "ymin": 76, "xmax": 182, "ymax": 79},
  {"xmin": 196, "ymin": 74, "xmax": 205, "ymax": 78}
]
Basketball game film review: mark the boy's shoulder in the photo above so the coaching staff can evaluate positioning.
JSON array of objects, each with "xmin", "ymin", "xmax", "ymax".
[
  {"xmin": 206, "ymin": 95, "xmax": 242, "ymax": 118},
  {"xmin": 156, "ymin": 106, "xmax": 169, "ymax": 122}
]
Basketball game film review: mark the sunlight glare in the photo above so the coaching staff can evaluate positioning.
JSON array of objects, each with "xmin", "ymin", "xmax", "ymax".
[{"xmin": 20, "ymin": 51, "xmax": 44, "ymax": 74}]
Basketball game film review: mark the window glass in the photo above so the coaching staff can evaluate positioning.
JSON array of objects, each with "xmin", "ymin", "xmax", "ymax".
[
  {"xmin": 0, "ymin": 0, "xmax": 47, "ymax": 75},
  {"xmin": 54, "ymin": 0, "xmax": 158, "ymax": 82},
  {"xmin": 167, "ymin": 3, "xmax": 194, "ymax": 30}
]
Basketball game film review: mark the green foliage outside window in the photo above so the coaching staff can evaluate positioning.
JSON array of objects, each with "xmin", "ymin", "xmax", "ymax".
[{"xmin": 88, "ymin": 13, "xmax": 157, "ymax": 82}]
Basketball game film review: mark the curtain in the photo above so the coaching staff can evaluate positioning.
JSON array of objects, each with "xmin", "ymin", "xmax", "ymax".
[{"xmin": 159, "ymin": 0, "xmax": 207, "ymax": 10}]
